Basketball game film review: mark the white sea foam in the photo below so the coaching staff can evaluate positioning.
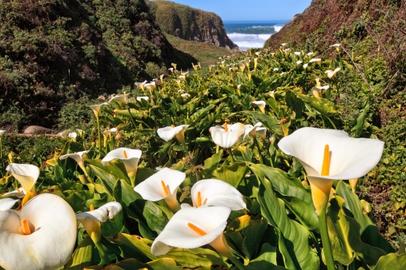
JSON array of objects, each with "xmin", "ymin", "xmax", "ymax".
[
  {"xmin": 227, "ymin": 25, "xmax": 284, "ymax": 50},
  {"xmin": 227, "ymin": 33, "xmax": 271, "ymax": 50}
]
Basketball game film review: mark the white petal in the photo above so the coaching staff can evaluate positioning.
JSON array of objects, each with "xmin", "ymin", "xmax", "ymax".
[
  {"xmin": 109, "ymin": 93, "xmax": 129, "ymax": 104},
  {"xmin": 77, "ymin": 202, "xmax": 122, "ymax": 223},
  {"xmin": 136, "ymin": 96, "xmax": 149, "ymax": 102},
  {"xmin": 102, "ymin": 147, "xmax": 142, "ymax": 163},
  {"xmin": 278, "ymin": 127, "xmax": 384, "ymax": 180},
  {"xmin": 6, "ymin": 163, "xmax": 40, "ymax": 193},
  {"xmin": 0, "ymin": 198, "xmax": 19, "ymax": 211},
  {"xmin": 134, "ymin": 168, "xmax": 185, "ymax": 201},
  {"xmin": 0, "ymin": 130, "xmax": 6, "ymax": 136},
  {"xmin": 252, "ymin": 100, "xmax": 266, "ymax": 107},
  {"xmin": 191, "ymin": 179, "xmax": 246, "ymax": 210},
  {"xmin": 59, "ymin": 150, "xmax": 89, "ymax": 164},
  {"xmin": 157, "ymin": 125, "xmax": 188, "ymax": 142},
  {"xmin": 151, "ymin": 206, "xmax": 230, "ymax": 256},
  {"xmin": 209, "ymin": 123, "xmax": 245, "ymax": 148},
  {"xmin": 0, "ymin": 193, "xmax": 77, "ymax": 270}
]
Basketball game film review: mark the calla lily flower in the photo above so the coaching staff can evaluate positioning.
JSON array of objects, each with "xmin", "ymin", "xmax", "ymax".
[
  {"xmin": 0, "ymin": 193, "xmax": 77, "ymax": 270},
  {"xmin": 294, "ymin": 51, "xmax": 302, "ymax": 56},
  {"xmin": 157, "ymin": 125, "xmax": 189, "ymax": 143},
  {"xmin": 309, "ymin": 58, "xmax": 322, "ymax": 63},
  {"xmin": 278, "ymin": 127, "xmax": 384, "ymax": 214},
  {"xmin": 296, "ymin": 60, "xmax": 303, "ymax": 65},
  {"xmin": 252, "ymin": 100, "xmax": 266, "ymax": 113},
  {"xmin": 76, "ymin": 202, "xmax": 122, "ymax": 243},
  {"xmin": 209, "ymin": 123, "xmax": 245, "ymax": 149},
  {"xmin": 144, "ymin": 81, "xmax": 156, "ymax": 90},
  {"xmin": 0, "ymin": 198, "xmax": 18, "ymax": 211},
  {"xmin": 136, "ymin": 96, "xmax": 149, "ymax": 102},
  {"xmin": 244, "ymin": 123, "xmax": 267, "ymax": 138},
  {"xmin": 109, "ymin": 93, "xmax": 129, "ymax": 104},
  {"xmin": 151, "ymin": 206, "xmax": 232, "ymax": 256},
  {"xmin": 181, "ymin": 93, "xmax": 191, "ymax": 99},
  {"xmin": 102, "ymin": 147, "xmax": 142, "ymax": 179},
  {"xmin": 59, "ymin": 150, "xmax": 89, "ymax": 167},
  {"xmin": 191, "ymin": 179, "xmax": 246, "ymax": 210},
  {"xmin": 303, "ymin": 63, "xmax": 309, "ymax": 69},
  {"xmin": 325, "ymin": 68, "xmax": 341, "ymax": 79},
  {"xmin": 68, "ymin": 131, "xmax": 77, "ymax": 140},
  {"xmin": 315, "ymin": 78, "xmax": 330, "ymax": 91},
  {"xmin": 134, "ymin": 168, "xmax": 185, "ymax": 210},
  {"xmin": 6, "ymin": 163, "xmax": 39, "ymax": 194},
  {"xmin": 0, "ymin": 130, "xmax": 5, "ymax": 136}
]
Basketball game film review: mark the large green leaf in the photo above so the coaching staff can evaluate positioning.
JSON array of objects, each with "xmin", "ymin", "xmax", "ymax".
[
  {"xmin": 212, "ymin": 162, "xmax": 247, "ymax": 187},
  {"xmin": 256, "ymin": 178, "xmax": 319, "ymax": 270},
  {"xmin": 165, "ymin": 248, "xmax": 224, "ymax": 270},
  {"xmin": 373, "ymin": 253, "xmax": 406, "ymax": 270},
  {"xmin": 336, "ymin": 182, "xmax": 394, "ymax": 253}
]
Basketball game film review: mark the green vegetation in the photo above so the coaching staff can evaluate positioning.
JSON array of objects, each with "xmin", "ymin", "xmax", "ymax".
[
  {"xmin": 1, "ymin": 45, "xmax": 405, "ymax": 269},
  {"xmin": 266, "ymin": 0, "xmax": 405, "ymax": 245},
  {"xmin": 0, "ymin": 0, "xmax": 195, "ymax": 129},
  {"xmin": 165, "ymin": 34, "xmax": 234, "ymax": 66}
]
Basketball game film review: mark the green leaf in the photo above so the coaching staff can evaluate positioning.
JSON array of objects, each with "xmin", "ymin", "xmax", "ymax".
[
  {"xmin": 351, "ymin": 104, "xmax": 370, "ymax": 137},
  {"xmin": 114, "ymin": 180, "xmax": 139, "ymax": 206},
  {"xmin": 165, "ymin": 248, "xmax": 224, "ymax": 270},
  {"xmin": 143, "ymin": 201, "xmax": 169, "ymax": 234},
  {"xmin": 249, "ymin": 164, "xmax": 311, "ymax": 203},
  {"xmin": 257, "ymin": 178, "xmax": 319, "ymax": 270},
  {"xmin": 247, "ymin": 243, "xmax": 285, "ymax": 270},
  {"xmin": 212, "ymin": 162, "xmax": 247, "ymax": 187},
  {"xmin": 336, "ymin": 182, "xmax": 394, "ymax": 253},
  {"xmin": 373, "ymin": 253, "xmax": 406, "ymax": 270},
  {"xmin": 147, "ymin": 258, "xmax": 180, "ymax": 270},
  {"xmin": 113, "ymin": 233, "xmax": 154, "ymax": 260}
]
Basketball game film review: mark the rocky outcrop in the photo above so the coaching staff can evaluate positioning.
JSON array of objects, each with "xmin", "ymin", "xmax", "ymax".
[{"xmin": 149, "ymin": 0, "xmax": 238, "ymax": 49}]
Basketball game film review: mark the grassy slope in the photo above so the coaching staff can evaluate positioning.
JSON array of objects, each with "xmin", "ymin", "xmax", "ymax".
[{"xmin": 165, "ymin": 34, "xmax": 234, "ymax": 66}]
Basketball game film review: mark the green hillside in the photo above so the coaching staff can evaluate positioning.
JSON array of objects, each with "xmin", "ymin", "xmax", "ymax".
[{"xmin": 0, "ymin": 0, "xmax": 195, "ymax": 129}]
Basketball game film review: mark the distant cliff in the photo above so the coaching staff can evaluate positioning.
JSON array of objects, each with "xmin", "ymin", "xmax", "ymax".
[
  {"xmin": 0, "ymin": 0, "xmax": 195, "ymax": 128},
  {"xmin": 149, "ymin": 0, "xmax": 237, "ymax": 49}
]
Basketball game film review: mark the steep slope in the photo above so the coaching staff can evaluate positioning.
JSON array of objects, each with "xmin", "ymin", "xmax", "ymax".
[
  {"xmin": 0, "ymin": 0, "xmax": 195, "ymax": 128},
  {"xmin": 265, "ymin": 0, "xmax": 405, "ymax": 70},
  {"xmin": 149, "ymin": 0, "xmax": 237, "ymax": 49}
]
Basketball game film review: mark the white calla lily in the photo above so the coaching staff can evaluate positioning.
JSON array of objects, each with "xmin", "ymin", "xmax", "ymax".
[
  {"xmin": 136, "ymin": 96, "xmax": 149, "ymax": 102},
  {"xmin": 6, "ymin": 163, "xmax": 39, "ymax": 194},
  {"xmin": 151, "ymin": 206, "xmax": 231, "ymax": 256},
  {"xmin": 59, "ymin": 150, "xmax": 89, "ymax": 166},
  {"xmin": 0, "ymin": 198, "xmax": 18, "ymax": 211},
  {"xmin": 278, "ymin": 127, "xmax": 384, "ymax": 214},
  {"xmin": 309, "ymin": 57, "xmax": 322, "ymax": 63},
  {"xmin": 278, "ymin": 127, "xmax": 384, "ymax": 180},
  {"xmin": 134, "ymin": 168, "xmax": 185, "ymax": 210},
  {"xmin": 76, "ymin": 202, "xmax": 122, "ymax": 243},
  {"xmin": 244, "ymin": 122, "xmax": 267, "ymax": 138},
  {"xmin": 109, "ymin": 93, "xmax": 129, "ymax": 104},
  {"xmin": 252, "ymin": 100, "xmax": 266, "ymax": 113},
  {"xmin": 325, "ymin": 68, "xmax": 341, "ymax": 79},
  {"xmin": 0, "ymin": 193, "xmax": 77, "ymax": 270},
  {"xmin": 0, "ymin": 130, "xmax": 6, "ymax": 136},
  {"xmin": 67, "ymin": 131, "xmax": 77, "ymax": 140},
  {"xmin": 191, "ymin": 179, "xmax": 246, "ymax": 210},
  {"xmin": 102, "ymin": 147, "xmax": 142, "ymax": 179},
  {"xmin": 157, "ymin": 125, "xmax": 189, "ymax": 143},
  {"xmin": 209, "ymin": 123, "xmax": 245, "ymax": 148}
]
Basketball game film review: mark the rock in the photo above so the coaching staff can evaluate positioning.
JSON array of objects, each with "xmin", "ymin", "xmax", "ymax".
[
  {"xmin": 23, "ymin": 125, "xmax": 53, "ymax": 135},
  {"xmin": 149, "ymin": 0, "xmax": 238, "ymax": 50}
]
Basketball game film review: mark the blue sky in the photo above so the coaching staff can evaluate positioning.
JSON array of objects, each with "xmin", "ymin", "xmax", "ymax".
[{"xmin": 172, "ymin": 0, "xmax": 311, "ymax": 21}]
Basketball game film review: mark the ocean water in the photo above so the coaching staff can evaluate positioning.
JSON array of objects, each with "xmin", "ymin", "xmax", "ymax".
[{"xmin": 224, "ymin": 21, "xmax": 287, "ymax": 50}]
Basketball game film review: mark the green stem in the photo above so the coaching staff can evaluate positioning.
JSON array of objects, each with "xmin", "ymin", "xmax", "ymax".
[
  {"xmin": 319, "ymin": 202, "xmax": 335, "ymax": 270},
  {"xmin": 96, "ymin": 116, "xmax": 101, "ymax": 151},
  {"xmin": 229, "ymin": 256, "xmax": 245, "ymax": 270}
]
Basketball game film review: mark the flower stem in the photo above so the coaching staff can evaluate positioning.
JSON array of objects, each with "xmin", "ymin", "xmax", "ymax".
[
  {"xmin": 319, "ymin": 201, "xmax": 335, "ymax": 270},
  {"xmin": 229, "ymin": 256, "xmax": 245, "ymax": 270}
]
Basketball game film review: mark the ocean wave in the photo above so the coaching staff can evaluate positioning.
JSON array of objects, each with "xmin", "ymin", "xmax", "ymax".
[
  {"xmin": 274, "ymin": 25, "xmax": 283, "ymax": 32},
  {"xmin": 227, "ymin": 33, "xmax": 273, "ymax": 50}
]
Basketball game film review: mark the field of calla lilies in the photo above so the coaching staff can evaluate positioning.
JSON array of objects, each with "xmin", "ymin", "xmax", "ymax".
[{"xmin": 0, "ymin": 45, "xmax": 405, "ymax": 270}]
